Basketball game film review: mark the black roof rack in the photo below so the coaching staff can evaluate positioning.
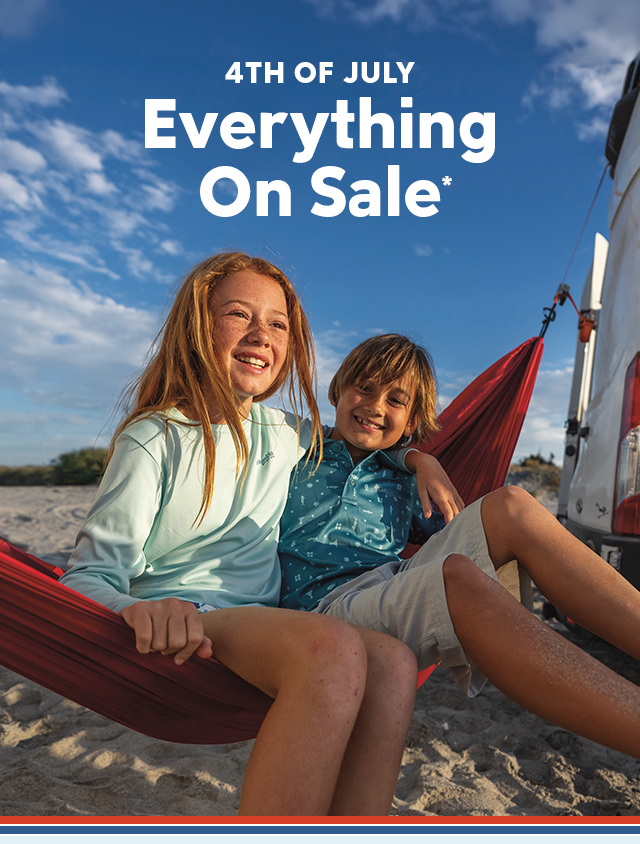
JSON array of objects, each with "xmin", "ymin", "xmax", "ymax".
[{"xmin": 605, "ymin": 51, "xmax": 640, "ymax": 176}]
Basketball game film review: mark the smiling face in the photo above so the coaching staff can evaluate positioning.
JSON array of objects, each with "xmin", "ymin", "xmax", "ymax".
[
  {"xmin": 209, "ymin": 269, "xmax": 290, "ymax": 418},
  {"xmin": 331, "ymin": 377, "xmax": 417, "ymax": 463}
]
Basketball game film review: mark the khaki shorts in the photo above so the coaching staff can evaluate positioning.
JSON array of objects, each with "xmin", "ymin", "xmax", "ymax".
[{"xmin": 314, "ymin": 497, "xmax": 531, "ymax": 697}]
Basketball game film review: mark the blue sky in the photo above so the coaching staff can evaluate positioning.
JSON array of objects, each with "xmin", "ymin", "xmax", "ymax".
[{"xmin": 0, "ymin": 0, "xmax": 637, "ymax": 466}]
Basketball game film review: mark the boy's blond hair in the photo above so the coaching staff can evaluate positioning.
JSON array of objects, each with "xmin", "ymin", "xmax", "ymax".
[{"xmin": 328, "ymin": 334, "xmax": 439, "ymax": 446}]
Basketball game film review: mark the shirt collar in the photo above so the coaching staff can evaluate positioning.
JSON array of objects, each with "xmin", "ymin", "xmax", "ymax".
[{"xmin": 322, "ymin": 430, "xmax": 399, "ymax": 469}]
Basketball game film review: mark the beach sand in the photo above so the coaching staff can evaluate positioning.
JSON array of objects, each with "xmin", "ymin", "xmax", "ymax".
[{"xmin": 2, "ymin": 484, "xmax": 640, "ymax": 817}]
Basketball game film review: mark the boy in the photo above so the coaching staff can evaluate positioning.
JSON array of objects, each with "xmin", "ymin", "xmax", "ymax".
[
  {"xmin": 279, "ymin": 333, "xmax": 527, "ymax": 696},
  {"xmin": 280, "ymin": 334, "xmax": 640, "ymax": 760}
]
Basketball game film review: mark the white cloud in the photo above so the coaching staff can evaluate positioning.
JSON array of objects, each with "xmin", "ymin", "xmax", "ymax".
[
  {"xmin": 138, "ymin": 179, "xmax": 180, "ymax": 212},
  {"xmin": 5, "ymin": 218, "xmax": 120, "ymax": 278},
  {"xmin": 0, "ymin": 172, "xmax": 33, "ymax": 209},
  {"xmin": 522, "ymin": 79, "xmax": 572, "ymax": 112},
  {"xmin": 563, "ymin": 61, "xmax": 626, "ymax": 110},
  {"xmin": 103, "ymin": 209, "xmax": 150, "ymax": 238},
  {"xmin": 0, "ymin": 81, "xmax": 183, "ymax": 282},
  {"xmin": 116, "ymin": 246, "xmax": 155, "ymax": 280},
  {"xmin": 426, "ymin": 359, "xmax": 572, "ymax": 464},
  {"xmin": 349, "ymin": 0, "xmax": 422, "ymax": 25},
  {"xmin": 513, "ymin": 364, "xmax": 573, "ymax": 461},
  {"xmin": 102, "ymin": 131, "xmax": 147, "ymax": 163},
  {"xmin": 85, "ymin": 171, "xmax": 118, "ymax": 196},
  {"xmin": 0, "ymin": 258, "xmax": 158, "ymax": 409},
  {"xmin": 0, "ymin": 78, "xmax": 190, "ymax": 462},
  {"xmin": 0, "ymin": 137, "xmax": 46, "ymax": 172},
  {"xmin": 0, "ymin": 76, "xmax": 66, "ymax": 107},
  {"xmin": 304, "ymin": 0, "xmax": 436, "ymax": 26},
  {"xmin": 31, "ymin": 119, "xmax": 104, "ymax": 171},
  {"xmin": 214, "ymin": 177, "xmax": 240, "ymax": 198},
  {"xmin": 313, "ymin": 324, "xmax": 361, "ymax": 419},
  {"xmin": 304, "ymin": 0, "xmax": 640, "ymax": 133},
  {"xmin": 413, "ymin": 243, "xmax": 434, "ymax": 257},
  {"xmin": 0, "ymin": 0, "xmax": 48, "ymax": 37},
  {"xmin": 110, "ymin": 241, "xmax": 175, "ymax": 284},
  {"xmin": 158, "ymin": 239, "xmax": 183, "ymax": 256},
  {"xmin": 577, "ymin": 115, "xmax": 611, "ymax": 142},
  {"xmin": 475, "ymin": 1, "xmax": 638, "ymax": 120}
]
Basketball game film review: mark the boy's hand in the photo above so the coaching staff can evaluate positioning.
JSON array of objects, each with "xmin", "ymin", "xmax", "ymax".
[
  {"xmin": 404, "ymin": 450, "xmax": 465, "ymax": 523},
  {"xmin": 120, "ymin": 598, "xmax": 213, "ymax": 665}
]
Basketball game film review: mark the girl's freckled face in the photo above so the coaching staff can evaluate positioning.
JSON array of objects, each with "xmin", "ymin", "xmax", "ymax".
[{"xmin": 209, "ymin": 270, "xmax": 290, "ymax": 415}]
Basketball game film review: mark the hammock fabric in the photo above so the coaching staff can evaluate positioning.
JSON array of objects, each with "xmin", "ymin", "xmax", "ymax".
[
  {"xmin": 0, "ymin": 336, "xmax": 543, "ymax": 745},
  {"xmin": 423, "ymin": 336, "xmax": 544, "ymax": 504},
  {"xmin": 0, "ymin": 538, "xmax": 272, "ymax": 745}
]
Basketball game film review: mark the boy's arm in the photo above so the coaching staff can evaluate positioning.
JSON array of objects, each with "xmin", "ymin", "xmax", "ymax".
[
  {"xmin": 409, "ymin": 489, "xmax": 446, "ymax": 545},
  {"xmin": 402, "ymin": 449, "xmax": 465, "ymax": 523}
]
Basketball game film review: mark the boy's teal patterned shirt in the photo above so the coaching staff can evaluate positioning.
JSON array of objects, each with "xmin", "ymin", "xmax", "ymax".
[{"xmin": 278, "ymin": 435, "xmax": 445, "ymax": 611}]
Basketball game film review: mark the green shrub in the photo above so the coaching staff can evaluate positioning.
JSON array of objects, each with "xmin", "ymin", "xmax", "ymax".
[
  {"xmin": 50, "ymin": 448, "xmax": 108, "ymax": 485},
  {"xmin": 518, "ymin": 452, "xmax": 556, "ymax": 468},
  {"xmin": 0, "ymin": 465, "xmax": 55, "ymax": 485}
]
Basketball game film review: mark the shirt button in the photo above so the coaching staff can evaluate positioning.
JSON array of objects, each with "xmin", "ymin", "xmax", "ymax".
[{"xmin": 349, "ymin": 478, "xmax": 356, "ymax": 486}]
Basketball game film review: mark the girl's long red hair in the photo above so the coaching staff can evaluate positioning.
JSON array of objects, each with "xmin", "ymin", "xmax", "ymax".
[{"xmin": 110, "ymin": 252, "xmax": 322, "ymax": 524}]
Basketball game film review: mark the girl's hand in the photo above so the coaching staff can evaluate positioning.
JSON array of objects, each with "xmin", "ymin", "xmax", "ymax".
[
  {"xmin": 404, "ymin": 450, "xmax": 465, "ymax": 523},
  {"xmin": 120, "ymin": 598, "xmax": 214, "ymax": 665}
]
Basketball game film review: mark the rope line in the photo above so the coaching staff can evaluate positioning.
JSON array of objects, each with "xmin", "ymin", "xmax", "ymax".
[
  {"xmin": 539, "ymin": 162, "xmax": 610, "ymax": 338},
  {"xmin": 560, "ymin": 162, "xmax": 610, "ymax": 288}
]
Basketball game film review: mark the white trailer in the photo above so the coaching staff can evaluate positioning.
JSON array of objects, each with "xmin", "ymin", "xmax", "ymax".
[{"xmin": 557, "ymin": 52, "xmax": 640, "ymax": 588}]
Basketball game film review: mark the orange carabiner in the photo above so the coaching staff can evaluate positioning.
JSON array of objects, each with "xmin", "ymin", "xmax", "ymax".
[{"xmin": 579, "ymin": 316, "xmax": 595, "ymax": 343}]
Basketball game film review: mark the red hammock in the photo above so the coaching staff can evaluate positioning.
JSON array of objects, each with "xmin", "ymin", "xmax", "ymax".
[
  {"xmin": 0, "ymin": 336, "xmax": 543, "ymax": 745},
  {"xmin": 0, "ymin": 539, "xmax": 272, "ymax": 744},
  {"xmin": 425, "ymin": 336, "xmax": 544, "ymax": 503}
]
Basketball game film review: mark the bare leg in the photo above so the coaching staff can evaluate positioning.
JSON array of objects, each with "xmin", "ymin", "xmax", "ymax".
[
  {"xmin": 328, "ymin": 627, "xmax": 417, "ymax": 815},
  {"xmin": 443, "ymin": 554, "xmax": 640, "ymax": 758},
  {"xmin": 482, "ymin": 486, "xmax": 640, "ymax": 658},
  {"xmin": 201, "ymin": 607, "xmax": 415, "ymax": 816}
]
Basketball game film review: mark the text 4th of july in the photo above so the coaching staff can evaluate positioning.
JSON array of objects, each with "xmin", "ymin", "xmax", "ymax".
[{"xmin": 224, "ymin": 61, "xmax": 415, "ymax": 84}]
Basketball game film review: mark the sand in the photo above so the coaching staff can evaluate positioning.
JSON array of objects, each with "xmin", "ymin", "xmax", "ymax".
[{"xmin": 2, "ymin": 484, "xmax": 640, "ymax": 817}]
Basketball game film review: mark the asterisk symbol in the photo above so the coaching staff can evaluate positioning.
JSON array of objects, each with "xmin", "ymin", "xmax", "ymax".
[{"xmin": 442, "ymin": 176, "xmax": 452, "ymax": 186}]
